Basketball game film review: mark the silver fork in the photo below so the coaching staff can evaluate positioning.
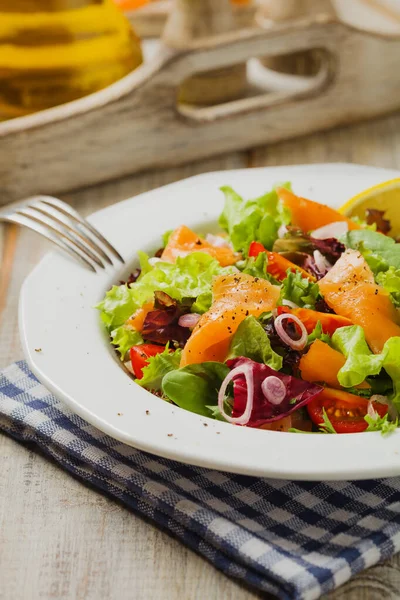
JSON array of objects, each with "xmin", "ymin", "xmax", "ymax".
[{"xmin": 0, "ymin": 195, "xmax": 124, "ymax": 272}]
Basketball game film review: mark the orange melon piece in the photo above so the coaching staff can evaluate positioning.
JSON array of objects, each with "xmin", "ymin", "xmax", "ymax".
[
  {"xmin": 319, "ymin": 249, "xmax": 400, "ymax": 353},
  {"xmin": 300, "ymin": 339, "xmax": 347, "ymax": 389},
  {"xmin": 277, "ymin": 187, "xmax": 360, "ymax": 233},
  {"xmin": 180, "ymin": 273, "xmax": 280, "ymax": 366},
  {"xmin": 161, "ymin": 225, "xmax": 240, "ymax": 267},
  {"xmin": 126, "ymin": 301, "xmax": 153, "ymax": 332},
  {"xmin": 300, "ymin": 339, "xmax": 370, "ymax": 390}
]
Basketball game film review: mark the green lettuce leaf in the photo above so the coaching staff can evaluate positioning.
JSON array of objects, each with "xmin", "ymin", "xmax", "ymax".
[
  {"xmin": 364, "ymin": 411, "xmax": 398, "ymax": 435},
  {"xmin": 162, "ymin": 362, "xmax": 229, "ymax": 417},
  {"xmin": 133, "ymin": 252, "xmax": 230, "ymax": 303},
  {"xmin": 332, "ymin": 325, "xmax": 400, "ymax": 412},
  {"xmin": 343, "ymin": 229, "xmax": 400, "ymax": 271},
  {"xmin": 136, "ymin": 347, "xmax": 182, "ymax": 392},
  {"xmin": 218, "ymin": 183, "xmax": 291, "ymax": 254},
  {"xmin": 219, "ymin": 186, "xmax": 261, "ymax": 253},
  {"xmin": 380, "ymin": 337, "xmax": 400, "ymax": 412},
  {"xmin": 279, "ymin": 270, "xmax": 319, "ymax": 308},
  {"xmin": 332, "ymin": 326, "xmax": 384, "ymax": 387},
  {"xmin": 358, "ymin": 244, "xmax": 389, "ymax": 275},
  {"xmin": 162, "ymin": 229, "xmax": 173, "ymax": 247},
  {"xmin": 290, "ymin": 408, "xmax": 337, "ymax": 434},
  {"xmin": 191, "ymin": 291, "xmax": 212, "ymax": 314},
  {"xmin": 240, "ymin": 251, "xmax": 268, "ymax": 279},
  {"xmin": 97, "ymin": 285, "xmax": 137, "ymax": 330},
  {"xmin": 376, "ymin": 267, "xmax": 400, "ymax": 307},
  {"xmin": 137, "ymin": 250, "xmax": 153, "ymax": 276},
  {"xmin": 227, "ymin": 316, "xmax": 282, "ymax": 370},
  {"xmin": 205, "ymin": 403, "xmax": 230, "ymax": 421},
  {"xmin": 319, "ymin": 408, "xmax": 337, "ymax": 434},
  {"xmin": 307, "ymin": 321, "xmax": 331, "ymax": 346},
  {"xmin": 111, "ymin": 326, "xmax": 143, "ymax": 360},
  {"xmin": 238, "ymin": 251, "xmax": 277, "ymax": 283},
  {"xmin": 97, "ymin": 252, "xmax": 235, "ymax": 331}
]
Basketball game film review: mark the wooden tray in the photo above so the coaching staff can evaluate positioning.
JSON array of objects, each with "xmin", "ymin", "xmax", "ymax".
[{"xmin": 1, "ymin": 10, "xmax": 400, "ymax": 203}]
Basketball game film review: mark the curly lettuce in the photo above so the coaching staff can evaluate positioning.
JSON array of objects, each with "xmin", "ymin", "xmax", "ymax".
[
  {"xmin": 279, "ymin": 270, "xmax": 319, "ymax": 308},
  {"xmin": 376, "ymin": 267, "xmax": 400, "ymax": 308},
  {"xmin": 97, "ymin": 252, "xmax": 236, "ymax": 331},
  {"xmin": 238, "ymin": 251, "xmax": 277, "ymax": 284},
  {"xmin": 219, "ymin": 183, "xmax": 291, "ymax": 254},
  {"xmin": 111, "ymin": 326, "xmax": 143, "ymax": 360},
  {"xmin": 137, "ymin": 347, "xmax": 182, "ymax": 392},
  {"xmin": 332, "ymin": 325, "xmax": 400, "ymax": 412},
  {"xmin": 332, "ymin": 326, "xmax": 384, "ymax": 387}
]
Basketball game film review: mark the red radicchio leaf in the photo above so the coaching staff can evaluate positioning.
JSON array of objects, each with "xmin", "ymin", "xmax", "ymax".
[
  {"xmin": 365, "ymin": 209, "xmax": 391, "ymax": 235},
  {"xmin": 310, "ymin": 237, "xmax": 345, "ymax": 263},
  {"xmin": 226, "ymin": 357, "xmax": 323, "ymax": 427},
  {"xmin": 314, "ymin": 297, "xmax": 335, "ymax": 314},
  {"xmin": 263, "ymin": 320, "xmax": 301, "ymax": 375},
  {"xmin": 273, "ymin": 229, "xmax": 345, "ymax": 278},
  {"xmin": 142, "ymin": 292, "xmax": 191, "ymax": 347}
]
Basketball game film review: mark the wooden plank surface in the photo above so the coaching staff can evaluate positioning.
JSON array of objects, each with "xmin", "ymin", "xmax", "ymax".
[{"xmin": 2, "ymin": 116, "xmax": 400, "ymax": 600}]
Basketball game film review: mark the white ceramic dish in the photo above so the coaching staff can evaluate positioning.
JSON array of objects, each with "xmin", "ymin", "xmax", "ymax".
[{"xmin": 19, "ymin": 163, "xmax": 400, "ymax": 480}]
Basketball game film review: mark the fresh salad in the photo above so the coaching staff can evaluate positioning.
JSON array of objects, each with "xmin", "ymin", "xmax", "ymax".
[{"xmin": 97, "ymin": 183, "xmax": 400, "ymax": 434}]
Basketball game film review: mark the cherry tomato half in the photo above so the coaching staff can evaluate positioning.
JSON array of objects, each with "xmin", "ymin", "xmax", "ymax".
[
  {"xmin": 130, "ymin": 344, "xmax": 166, "ymax": 379},
  {"xmin": 307, "ymin": 387, "xmax": 388, "ymax": 433}
]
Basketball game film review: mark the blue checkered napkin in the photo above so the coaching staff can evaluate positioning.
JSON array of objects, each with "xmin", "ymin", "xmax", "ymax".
[{"xmin": 2, "ymin": 362, "xmax": 400, "ymax": 600}]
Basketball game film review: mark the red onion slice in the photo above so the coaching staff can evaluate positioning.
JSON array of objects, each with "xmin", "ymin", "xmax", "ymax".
[
  {"xmin": 178, "ymin": 313, "xmax": 201, "ymax": 328},
  {"xmin": 311, "ymin": 221, "xmax": 348, "ymax": 240},
  {"xmin": 205, "ymin": 233, "xmax": 231, "ymax": 248},
  {"xmin": 274, "ymin": 313, "xmax": 308, "ymax": 351},
  {"xmin": 261, "ymin": 376, "xmax": 286, "ymax": 405},
  {"xmin": 218, "ymin": 364, "xmax": 254, "ymax": 425},
  {"xmin": 313, "ymin": 250, "xmax": 332, "ymax": 273}
]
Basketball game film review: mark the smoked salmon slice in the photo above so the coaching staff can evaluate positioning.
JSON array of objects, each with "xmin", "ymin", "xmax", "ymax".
[
  {"xmin": 161, "ymin": 225, "xmax": 240, "ymax": 267},
  {"xmin": 319, "ymin": 249, "xmax": 400, "ymax": 353},
  {"xmin": 276, "ymin": 187, "xmax": 360, "ymax": 233},
  {"xmin": 180, "ymin": 273, "xmax": 280, "ymax": 366}
]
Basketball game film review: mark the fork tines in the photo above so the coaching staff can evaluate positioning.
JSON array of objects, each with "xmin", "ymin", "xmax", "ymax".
[{"xmin": 8, "ymin": 195, "xmax": 124, "ymax": 272}]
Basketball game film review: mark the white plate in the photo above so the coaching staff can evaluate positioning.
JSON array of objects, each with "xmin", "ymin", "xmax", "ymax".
[{"xmin": 19, "ymin": 163, "xmax": 400, "ymax": 481}]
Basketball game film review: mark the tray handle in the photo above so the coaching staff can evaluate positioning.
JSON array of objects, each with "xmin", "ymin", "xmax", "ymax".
[{"xmin": 159, "ymin": 15, "xmax": 339, "ymax": 122}]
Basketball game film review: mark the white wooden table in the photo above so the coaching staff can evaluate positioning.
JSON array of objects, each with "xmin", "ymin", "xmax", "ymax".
[{"xmin": 2, "ymin": 115, "xmax": 400, "ymax": 599}]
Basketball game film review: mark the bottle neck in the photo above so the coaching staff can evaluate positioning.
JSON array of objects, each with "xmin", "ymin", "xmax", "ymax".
[
  {"xmin": 163, "ymin": 0, "xmax": 235, "ymax": 47},
  {"xmin": 0, "ymin": 0, "xmax": 101, "ymax": 11}
]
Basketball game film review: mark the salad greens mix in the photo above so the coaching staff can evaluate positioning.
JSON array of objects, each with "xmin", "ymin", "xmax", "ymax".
[{"xmin": 97, "ymin": 183, "xmax": 400, "ymax": 435}]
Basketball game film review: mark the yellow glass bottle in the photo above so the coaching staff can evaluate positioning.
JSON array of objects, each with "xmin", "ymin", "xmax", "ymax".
[{"xmin": 0, "ymin": 0, "xmax": 143, "ymax": 120}]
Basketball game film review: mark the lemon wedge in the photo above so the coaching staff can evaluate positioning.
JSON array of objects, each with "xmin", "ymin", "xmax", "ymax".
[{"xmin": 339, "ymin": 178, "xmax": 400, "ymax": 236}]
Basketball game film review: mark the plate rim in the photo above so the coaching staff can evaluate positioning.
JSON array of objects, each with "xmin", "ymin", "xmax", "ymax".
[{"xmin": 19, "ymin": 162, "xmax": 400, "ymax": 481}]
